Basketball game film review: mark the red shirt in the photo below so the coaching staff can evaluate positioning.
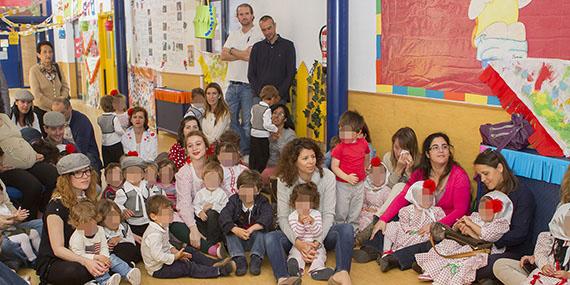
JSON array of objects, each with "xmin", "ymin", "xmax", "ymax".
[{"xmin": 331, "ymin": 137, "xmax": 370, "ymax": 183}]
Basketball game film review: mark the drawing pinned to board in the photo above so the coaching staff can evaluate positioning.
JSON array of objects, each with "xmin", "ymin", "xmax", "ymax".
[{"xmin": 187, "ymin": 44, "xmax": 195, "ymax": 67}]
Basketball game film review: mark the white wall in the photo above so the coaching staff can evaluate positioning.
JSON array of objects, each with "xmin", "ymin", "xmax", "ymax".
[
  {"xmin": 348, "ymin": 0, "xmax": 375, "ymax": 93},
  {"xmin": 249, "ymin": 0, "xmax": 327, "ymax": 67}
]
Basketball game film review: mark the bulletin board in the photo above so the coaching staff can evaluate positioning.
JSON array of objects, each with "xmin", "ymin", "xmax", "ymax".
[
  {"xmin": 375, "ymin": 0, "xmax": 570, "ymax": 107},
  {"xmin": 128, "ymin": 0, "xmax": 201, "ymax": 75}
]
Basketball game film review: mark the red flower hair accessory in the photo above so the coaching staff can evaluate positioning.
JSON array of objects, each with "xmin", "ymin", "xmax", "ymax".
[
  {"xmin": 422, "ymin": 179, "xmax": 436, "ymax": 195},
  {"xmin": 127, "ymin": 151, "xmax": 139, "ymax": 157},
  {"xmin": 371, "ymin": 156, "xmax": 382, "ymax": 167},
  {"xmin": 109, "ymin": 89, "xmax": 119, "ymax": 96},
  {"xmin": 489, "ymin": 199, "xmax": 503, "ymax": 213},
  {"xmin": 65, "ymin": 144, "xmax": 76, "ymax": 154}
]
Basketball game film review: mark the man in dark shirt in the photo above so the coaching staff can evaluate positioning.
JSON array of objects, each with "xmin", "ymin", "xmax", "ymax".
[{"xmin": 248, "ymin": 15, "xmax": 296, "ymax": 104}]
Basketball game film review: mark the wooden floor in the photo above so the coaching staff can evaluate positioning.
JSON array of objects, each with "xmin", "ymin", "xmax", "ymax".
[{"xmin": 16, "ymin": 98, "xmax": 424, "ymax": 284}]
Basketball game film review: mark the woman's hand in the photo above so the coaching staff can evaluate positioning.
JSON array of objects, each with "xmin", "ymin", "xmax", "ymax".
[
  {"xmin": 370, "ymin": 220, "xmax": 386, "ymax": 240},
  {"xmin": 553, "ymin": 271, "xmax": 570, "ymax": 279},
  {"xmin": 294, "ymin": 239, "xmax": 316, "ymax": 263},
  {"xmin": 188, "ymin": 226, "xmax": 205, "ymax": 249},
  {"xmin": 0, "ymin": 162, "xmax": 14, "ymax": 173},
  {"xmin": 83, "ymin": 258, "xmax": 108, "ymax": 277},
  {"xmin": 418, "ymin": 223, "xmax": 433, "ymax": 236},
  {"xmin": 36, "ymin": 153, "xmax": 44, "ymax": 162},
  {"xmin": 542, "ymin": 265, "xmax": 555, "ymax": 276},
  {"xmin": 519, "ymin": 255, "xmax": 535, "ymax": 268}
]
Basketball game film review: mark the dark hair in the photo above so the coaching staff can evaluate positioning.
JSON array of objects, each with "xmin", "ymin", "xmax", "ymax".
[
  {"xmin": 52, "ymin": 97, "xmax": 71, "ymax": 109},
  {"xmin": 185, "ymin": 130, "xmax": 210, "ymax": 152},
  {"xmin": 417, "ymin": 132, "xmax": 457, "ymax": 188},
  {"xmin": 391, "ymin": 127, "xmax": 419, "ymax": 169},
  {"xmin": 216, "ymin": 141, "xmax": 239, "ymax": 157},
  {"xmin": 128, "ymin": 106, "xmax": 149, "ymax": 130},
  {"xmin": 11, "ymin": 102, "xmax": 36, "ymax": 127},
  {"xmin": 104, "ymin": 162, "xmax": 121, "ymax": 177},
  {"xmin": 338, "ymin": 110, "xmax": 365, "ymax": 133},
  {"xmin": 219, "ymin": 130, "xmax": 240, "ymax": 146},
  {"xmin": 157, "ymin": 158, "xmax": 177, "ymax": 182},
  {"xmin": 96, "ymin": 199, "xmax": 122, "ymax": 224},
  {"xmin": 0, "ymin": 146, "xmax": 3, "ymax": 157},
  {"xmin": 99, "ymin": 95, "xmax": 115, "ymax": 113},
  {"xmin": 271, "ymin": 104, "xmax": 295, "ymax": 130},
  {"xmin": 36, "ymin": 41, "xmax": 54, "ymax": 54},
  {"xmin": 191, "ymin": 88, "xmax": 205, "ymax": 99},
  {"xmin": 236, "ymin": 3, "xmax": 254, "ymax": 15},
  {"xmin": 361, "ymin": 123, "xmax": 372, "ymax": 143},
  {"xmin": 328, "ymin": 136, "xmax": 340, "ymax": 151},
  {"xmin": 277, "ymin": 138, "xmax": 324, "ymax": 187},
  {"xmin": 31, "ymin": 139, "xmax": 60, "ymax": 164},
  {"xmin": 177, "ymin": 116, "xmax": 202, "ymax": 145},
  {"xmin": 236, "ymin": 169, "xmax": 262, "ymax": 192},
  {"xmin": 146, "ymin": 195, "xmax": 172, "ymax": 217},
  {"xmin": 204, "ymin": 82, "xmax": 230, "ymax": 124},
  {"xmin": 474, "ymin": 149, "xmax": 518, "ymax": 194},
  {"xmin": 259, "ymin": 15, "xmax": 274, "ymax": 23},
  {"xmin": 289, "ymin": 182, "xmax": 320, "ymax": 209}
]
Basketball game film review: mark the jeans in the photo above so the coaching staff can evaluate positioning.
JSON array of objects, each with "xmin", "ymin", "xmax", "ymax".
[
  {"xmin": 0, "ymin": 261, "xmax": 28, "ymax": 285},
  {"xmin": 152, "ymin": 246, "xmax": 219, "ymax": 279},
  {"xmin": 95, "ymin": 254, "xmax": 133, "ymax": 284},
  {"xmin": 225, "ymin": 83, "xmax": 253, "ymax": 155},
  {"xmin": 226, "ymin": 231, "xmax": 265, "ymax": 258},
  {"xmin": 0, "ymin": 219, "xmax": 43, "ymax": 269},
  {"xmin": 265, "ymin": 223, "xmax": 354, "ymax": 280}
]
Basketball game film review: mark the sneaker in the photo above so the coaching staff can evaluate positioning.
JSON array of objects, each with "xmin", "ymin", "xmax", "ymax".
[
  {"xmin": 355, "ymin": 223, "xmax": 374, "ymax": 245},
  {"xmin": 327, "ymin": 270, "xmax": 351, "ymax": 285},
  {"xmin": 352, "ymin": 246, "xmax": 378, "ymax": 263},
  {"xmin": 234, "ymin": 256, "xmax": 248, "ymax": 276},
  {"xmin": 310, "ymin": 267, "xmax": 335, "ymax": 281},
  {"xmin": 208, "ymin": 242, "xmax": 228, "ymax": 259},
  {"xmin": 105, "ymin": 273, "xmax": 121, "ymax": 285},
  {"xmin": 411, "ymin": 261, "xmax": 423, "ymax": 274},
  {"xmin": 287, "ymin": 258, "xmax": 300, "ymax": 277},
  {"xmin": 219, "ymin": 259, "xmax": 236, "ymax": 276},
  {"xmin": 127, "ymin": 267, "xmax": 141, "ymax": 285},
  {"xmin": 418, "ymin": 273, "xmax": 433, "ymax": 282},
  {"xmin": 277, "ymin": 276, "xmax": 302, "ymax": 285},
  {"xmin": 378, "ymin": 254, "xmax": 399, "ymax": 272},
  {"xmin": 249, "ymin": 254, "xmax": 263, "ymax": 276}
]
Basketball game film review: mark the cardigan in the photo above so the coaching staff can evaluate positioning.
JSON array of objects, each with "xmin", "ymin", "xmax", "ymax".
[
  {"xmin": 28, "ymin": 64, "xmax": 70, "ymax": 111},
  {"xmin": 219, "ymin": 194, "xmax": 273, "ymax": 234},
  {"xmin": 380, "ymin": 164, "xmax": 471, "ymax": 226}
]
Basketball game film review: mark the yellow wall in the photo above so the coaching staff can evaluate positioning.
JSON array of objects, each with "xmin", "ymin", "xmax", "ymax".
[
  {"xmin": 160, "ymin": 72, "xmax": 202, "ymax": 91},
  {"xmin": 348, "ymin": 91, "xmax": 511, "ymax": 178},
  {"xmin": 57, "ymin": 62, "xmax": 78, "ymax": 98}
]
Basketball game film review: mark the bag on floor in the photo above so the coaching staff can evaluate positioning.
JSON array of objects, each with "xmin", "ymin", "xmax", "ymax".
[{"xmin": 429, "ymin": 222, "xmax": 493, "ymax": 258}]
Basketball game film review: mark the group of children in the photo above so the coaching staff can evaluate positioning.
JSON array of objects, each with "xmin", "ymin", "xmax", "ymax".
[{"xmin": 97, "ymin": 90, "xmax": 129, "ymax": 167}]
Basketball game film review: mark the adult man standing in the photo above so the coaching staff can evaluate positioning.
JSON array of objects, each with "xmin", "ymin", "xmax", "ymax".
[
  {"xmin": 221, "ymin": 3, "xmax": 263, "ymax": 157},
  {"xmin": 248, "ymin": 15, "xmax": 296, "ymax": 105},
  {"xmin": 51, "ymin": 97, "xmax": 102, "ymax": 171}
]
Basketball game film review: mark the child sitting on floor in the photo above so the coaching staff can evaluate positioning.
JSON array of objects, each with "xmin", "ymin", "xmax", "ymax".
[{"xmin": 97, "ymin": 199, "xmax": 142, "ymax": 265}]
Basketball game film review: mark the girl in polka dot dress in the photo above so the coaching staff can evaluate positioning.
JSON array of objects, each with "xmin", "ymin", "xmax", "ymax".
[
  {"xmin": 415, "ymin": 191, "xmax": 513, "ymax": 285},
  {"xmin": 357, "ymin": 157, "xmax": 392, "ymax": 235},
  {"xmin": 382, "ymin": 179, "xmax": 445, "ymax": 255}
]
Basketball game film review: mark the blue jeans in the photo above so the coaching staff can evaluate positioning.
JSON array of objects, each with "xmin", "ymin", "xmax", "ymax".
[
  {"xmin": 226, "ymin": 231, "xmax": 265, "ymax": 258},
  {"xmin": 0, "ymin": 219, "xmax": 43, "ymax": 269},
  {"xmin": 0, "ymin": 261, "xmax": 28, "ymax": 285},
  {"xmin": 95, "ymin": 254, "xmax": 132, "ymax": 284},
  {"xmin": 225, "ymin": 83, "xmax": 253, "ymax": 155},
  {"xmin": 265, "ymin": 223, "xmax": 354, "ymax": 280}
]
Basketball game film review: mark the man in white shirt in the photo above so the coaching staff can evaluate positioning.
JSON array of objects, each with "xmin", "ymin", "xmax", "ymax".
[{"xmin": 221, "ymin": 3, "xmax": 264, "ymax": 159}]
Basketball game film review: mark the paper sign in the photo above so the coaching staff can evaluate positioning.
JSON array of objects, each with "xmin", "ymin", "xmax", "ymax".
[
  {"xmin": 0, "ymin": 39, "xmax": 8, "ymax": 48},
  {"xmin": 0, "ymin": 50, "xmax": 8, "ymax": 60},
  {"xmin": 8, "ymin": 32, "xmax": 19, "ymax": 45}
]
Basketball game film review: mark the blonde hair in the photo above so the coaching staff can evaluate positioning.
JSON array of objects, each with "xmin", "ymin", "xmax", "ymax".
[
  {"xmin": 69, "ymin": 199, "xmax": 100, "ymax": 228},
  {"xmin": 203, "ymin": 161, "xmax": 224, "ymax": 181},
  {"xmin": 52, "ymin": 171, "xmax": 98, "ymax": 209},
  {"xmin": 260, "ymin": 85, "xmax": 280, "ymax": 100}
]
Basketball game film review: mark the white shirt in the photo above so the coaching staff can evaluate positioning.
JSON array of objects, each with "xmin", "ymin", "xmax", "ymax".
[
  {"xmin": 114, "ymin": 180, "xmax": 150, "ymax": 226},
  {"xmin": 141, "ymin": 222, "xmax": 175, "ymax": 276},
  {"xmin": 11, "ymin": 113, "xmax": 41, "ymax": 133},
  {"xmin": 103, "ymin": 223, "xmax": 136, "ymax": 245},
  {"xmin": 121, "ymin": 127, "xmax": 158, "ymax": 161},
  {"xmin": 99, "ymin": 112, "xmax": 125, "ymax": 146},
  {"xmin": 193, "ymin": 187, "xmax": 229, "ymax": 216},
  {"xmin": 202, "ymin": 112, "xmax": 230, "ymax": 144},
  {"xmin": 69, "ymin": 226, "xmax": 110, "ymax": 260},
  {"xmin": 222, "ymin": 164, "xmax": 248, "ymax": 197},
  {"xmin": 250, "ymin": 101, "xmax": 278, "ymax": 138},
  {"xmin": 223, "ymin": 25, "xmax": 264, "ymax": 83}
]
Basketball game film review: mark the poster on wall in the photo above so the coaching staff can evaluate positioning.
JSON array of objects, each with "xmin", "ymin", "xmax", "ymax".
[
  {"xmin": 376, "ymin": 0, "xmax": 570, "ymax": 103},
  {"xmin": 127, "ymin": 66, "xmax": 161, "ymax": 129}
]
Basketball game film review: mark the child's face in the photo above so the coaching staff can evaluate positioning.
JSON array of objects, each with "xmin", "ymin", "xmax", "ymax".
[
  {"xmin": 338, "ymin": 126, "xmax": 359, "ymax": 143},
  {"xmin": 124, "ymin": 167, "xmax": 144, "ymax": 185},
  {"xmin": 145, "ymin": 167, "xmax": 158, "ymax": 185},
  {"xmin": 203, "ymin": 172, "xmax": 221, "ymax": 190},
  {"xmin": 238, "ymin": 186, "xmax": 257, "ymax": 205},
  {"xmin": 479, "ymin": 200, "xmax": 495, "ymax": 222},
  {"xmin": 77, "ymin": 219, "xmax": 98, "ymax": 236},
  {"xmin": 217, "ymin": 151, "xmax": 238, "ymax": 167},
  {"xmin": 370, "ymin": 164, "xmax": 386, "ymax": 187},
  {"xmin": 295, "ymin": 195, "xmax": 312, "ymax": 215},
  {"xmin": 102, "ymin": 209, "xmax": 121, "ymax": 231},
  {"xmin": 420, "ymin": 191, "xmax": 434, "ymax": 209},
  {"xmin": 106, "ymin": 167, "xmax": 123, "ymax": 188},
  {"xmin": 159, "ymin": 165, "xmax": 175, "ymax": 184},
  {"xmin": 192, "ymin": 94, "xmax": 206, "ymax": 106},
  {"xmin": 151, "ymin": 206, "xmax": 174, "ymax": 226}
]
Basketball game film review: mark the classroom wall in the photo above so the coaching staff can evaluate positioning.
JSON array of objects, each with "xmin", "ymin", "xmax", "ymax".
[{"xmin": 349, "ymin": 91, "xmax": 511, "ymax": 180}]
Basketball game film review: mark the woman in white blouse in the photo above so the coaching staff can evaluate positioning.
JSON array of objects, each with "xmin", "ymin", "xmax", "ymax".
[
  {"xmin": 201, "ymin": 83, "xmax": 230, "ymax": 144},
  {"xmin": 10, "ymin": 90, "xmax": 42, "ymax": 132},
  {"xmin": 121, "ymin": 106, "xmax": 157, "ymax": 161}
]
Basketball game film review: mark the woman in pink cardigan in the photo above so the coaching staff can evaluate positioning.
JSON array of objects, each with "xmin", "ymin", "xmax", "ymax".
[{"xmin": 353, "ymin": 132, "xmax": 471, "ymax": 268}]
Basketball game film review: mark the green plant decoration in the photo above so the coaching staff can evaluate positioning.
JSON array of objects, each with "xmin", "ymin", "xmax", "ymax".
[{"xmin": 303, "ymin": 60, "xmax": 327, "ymax": 139}]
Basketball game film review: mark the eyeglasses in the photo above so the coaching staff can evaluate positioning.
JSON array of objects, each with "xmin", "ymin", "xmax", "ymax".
[
  {"xmin": 72, "ymin": 168, "xmax": 92, "ymax": 178},
  {"xmin": 429, "ymin": 144, "xmax": 451, "ymax": 152},
  {"xmin": 272, "ymin": 112, "xmax": 285, "ymax": 117}
]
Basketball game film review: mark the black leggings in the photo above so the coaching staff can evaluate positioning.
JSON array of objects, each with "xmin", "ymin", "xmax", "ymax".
[
  {"xmin": 0, "ymin": 162, "xmax": 58, "ymax": 219},
  {"xmin": 195, "ymin": 210, "xmax": 222, "ymax": 249},
  {"xmin": 38, "ymin": 259, "xmax": 94, "ymax": 285},
  {"xmin": 113, "ymin": 242, "xmax": 142, "ymax": 265}
]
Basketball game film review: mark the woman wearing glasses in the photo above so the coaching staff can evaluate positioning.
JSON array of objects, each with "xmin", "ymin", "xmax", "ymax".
[
  {"xmin": 261, "ymin": 104, "xmax": 296, "ymax": 184},
  {"xmin": 36, "ymin": 153, "xmax": 103, "ymax": 284},
  {"xmin": 353, "ymin": 133, "xmax": 471, "ymax": 267}
]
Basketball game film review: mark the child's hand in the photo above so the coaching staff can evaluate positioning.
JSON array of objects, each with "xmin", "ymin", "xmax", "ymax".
[
  {"xmin": 345, "ymin": 173, "xmax": 359, "ymax": 185},
  {"xmin": 198, "ymin": 211, "xmax": 208, "ymax": 222},
  {"xmin": 36, "ymin": 153, "xmax": 44, "ymax": 161},
  {"xmin": 418, "ymin": 223, "xmax": 432, "ymax": 236},
  {"xmin": 542, "ymin": 265, "xmax": 555, "ymax": 276},
  {"xmin": 122, "ymin": 209, "xmax": 135, "ymax": 219},
  {"xmin": 107, "ymin": 236, "xmax": 122, "ymax": 250},
  {"xmin": 133, "ymin": 234, "xmax": 142, "ymax": 245},
  {"xmin": 203, "ymin": 203, "xmax": 213, "ymax": 211},
  {"xmin": 13, "ymin": 207, "xmax": 29, "ymax": 222},
  {"xmin": 519, "ymin": 255, "xmax": 535, "ymax": 268},
  {"xmin": 174, "ymin": 248, "xmax": 192, "ymax": 261},
  {"xmin": 553, "ymin": 271, "xmax": 570, "ymax": 279},
  {"xmin": 302, "ymin": 215, "xmax": 314, "ymax": 225},
  {"xmin": 94, "ymin": 255, "xmax": 110, "ymax": 267},
  {"xmin": 231, "ymin": 227, "xmax": 250, "ymax": 240}
]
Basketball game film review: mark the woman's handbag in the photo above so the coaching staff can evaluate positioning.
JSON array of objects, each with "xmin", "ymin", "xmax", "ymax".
[{"xmin": 429, "ymin": 222, "xmax": 493, "ymax": 258}]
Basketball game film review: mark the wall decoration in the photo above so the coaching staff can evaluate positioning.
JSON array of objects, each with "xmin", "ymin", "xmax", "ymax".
[
  {"xmin": 198, "ymin": 51, "xmax": 227, "ymax": 90},
  {"xmin": 128, "ymin": 66, "xmax": 161, "ymax": 129}
]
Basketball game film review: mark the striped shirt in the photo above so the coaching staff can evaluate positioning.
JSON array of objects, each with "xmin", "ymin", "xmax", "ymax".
[{"xmin": 288, "ymin": 209, "xmax": 322, "ymax": 242}]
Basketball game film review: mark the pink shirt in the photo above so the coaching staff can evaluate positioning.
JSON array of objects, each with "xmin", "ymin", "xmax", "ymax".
[
  {"xmin": 173, "ymin": 163, "xmax": 204, "ymax": 226},
  {"xmin": 380, "ymin": 164, "xmax": 471, "ymax": 226},
  {"xmin": 331, "ymin": 137, "xmax": 370, "ymax": 182}
]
